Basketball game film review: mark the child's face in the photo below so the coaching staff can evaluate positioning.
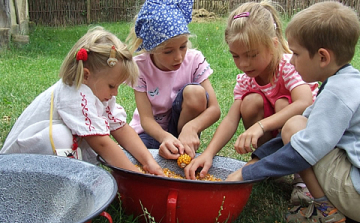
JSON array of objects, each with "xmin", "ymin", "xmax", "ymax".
[
  {"xmin": 228, "ymin": 40, "xmax": 273, "ymax": 84},
  {"xmin": 288, "ymin": 36, "xmax": 322, "ymax": 83},
  {"xmin": 151, "ymin": 35, "xmax": 188, "ymax": 71},
  {"xmin": 83, "ymin": 62, "xmax": 125, "ymax": 102}
]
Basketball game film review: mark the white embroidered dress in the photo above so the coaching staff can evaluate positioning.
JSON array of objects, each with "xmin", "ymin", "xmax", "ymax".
[{"xmin": 1, "ymin": 80, "xmax": 127, "ymax": 164}]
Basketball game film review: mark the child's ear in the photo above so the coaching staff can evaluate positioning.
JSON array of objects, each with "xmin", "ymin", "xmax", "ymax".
[
  {"xmin": 83, "ymin": 68, "xmax": 90, "ymax": 83},
  {"xmin": 318, "ymin": 48, "xmax": 331, "ymax": 67},
  {"xmin": 272, "ymin": 37, "xmax": 279, "ymax": 48}
]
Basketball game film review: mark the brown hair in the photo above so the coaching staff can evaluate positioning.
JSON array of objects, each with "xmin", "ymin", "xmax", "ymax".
[{"xmin": 285, "ymin": 1, "xmax": 360, "ymax": 65}]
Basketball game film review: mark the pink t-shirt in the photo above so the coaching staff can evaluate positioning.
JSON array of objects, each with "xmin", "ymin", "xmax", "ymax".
[
  {"xmin": 233, "ymin": 54, "xmax": 318, "ymax": 105},
  {"xmin": 130, "ymin": 49, "xmax": 213, "ymax": 134}
]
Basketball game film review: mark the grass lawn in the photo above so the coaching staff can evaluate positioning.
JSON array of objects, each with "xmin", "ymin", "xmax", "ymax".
[{"xmin": 1, "ymin": 19, "xmax": 360, "ymax": 222}]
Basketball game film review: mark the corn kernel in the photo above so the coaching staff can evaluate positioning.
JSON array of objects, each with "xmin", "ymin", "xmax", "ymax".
[{"xmin": 136, "ymin": 165, "xmax": 222, "ymax": 181}]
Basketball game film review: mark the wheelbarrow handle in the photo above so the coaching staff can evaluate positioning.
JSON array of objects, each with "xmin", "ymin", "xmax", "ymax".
[
  {"xmin": 86, "ymin": 211, "xmax": 113, "ymax": 223},
  {"xmin": 166, "ymin": 190, "xmax": 178, "ymax": 223}
]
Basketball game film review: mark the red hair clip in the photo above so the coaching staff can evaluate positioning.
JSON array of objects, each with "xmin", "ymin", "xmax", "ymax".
[{"xmin": 76, "ymin": 48, "xmax": 88, "ymax": 62}]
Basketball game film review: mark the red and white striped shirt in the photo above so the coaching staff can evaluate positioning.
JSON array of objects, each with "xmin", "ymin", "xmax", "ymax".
[{"xmin": 234, "ymin": 54, "xmax": 318, "ymax": 106}]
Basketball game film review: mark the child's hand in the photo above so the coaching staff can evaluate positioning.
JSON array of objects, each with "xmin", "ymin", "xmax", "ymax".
[
  {"xmin": 178, "ymin": 126, "xmax": 199, "ymax": 159},
  {"xmin": 159, "ymin": 134, "xmax": 184, "ymax": 159},
  {"xmin": 184, "ymin": 152, "xmax": 213, "ymax": 180},
  {"xmin": 129, "ymin": 164, "xmax": 144, "ymax": 174},
  {"xmin": 226, "ymin": 168, "xmax": 244, "ymax": 181},
  {"xmin": 234, "ymin": 123, "xmax": 264, "ymax": 154},
  {"xmin": 142, "ymin": 159, "xmax": 165, "ymax": 177}
]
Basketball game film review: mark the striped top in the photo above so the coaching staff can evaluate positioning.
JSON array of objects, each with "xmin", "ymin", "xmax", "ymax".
[{"xmin": 234, "ymin": 54, "xmax": 318, "ymax": 105}]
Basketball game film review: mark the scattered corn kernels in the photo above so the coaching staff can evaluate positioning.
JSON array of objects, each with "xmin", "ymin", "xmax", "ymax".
[
  {"xmin": 177, "ymin": 154, "xmax": 192, "ymax": 168},
  {"xmin": 135, "ymin": 165, "xmax": 222, "ymax": 181}
]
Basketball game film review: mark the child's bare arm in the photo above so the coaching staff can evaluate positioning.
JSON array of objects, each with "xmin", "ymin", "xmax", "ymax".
[
  {"xmin": 182, "ymin": 79, "xmax": 220, "ymax": 135},
  {"xmin": 111, "ymin": 124, "xmax": 164, "ymax": 176},
  {"xmin": 260, "ymin": 84, "xmax": 313, "ymax": 132},
  {"xmin": 185, "ymin": 99, "xmax": 241, "ymax": 179},
  {"xmin": 135, "ymin": 90, "xmax": 184, "ymax": 159},
  {"xmin": 178, "ymin": 79, "xmax": 221, "ymax": 155},
  {"xmin": 235, "ymin": 84, "xmax": 313, "ymax": 153},
  {"xmin": 84, "ymin": 134, "xmax": 140, "ymax": 172}
]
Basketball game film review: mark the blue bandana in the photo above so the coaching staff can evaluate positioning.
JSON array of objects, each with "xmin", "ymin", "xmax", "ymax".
[{"xmin": 135, "ymin": 0, "xmax": 194, "ymax": 51}]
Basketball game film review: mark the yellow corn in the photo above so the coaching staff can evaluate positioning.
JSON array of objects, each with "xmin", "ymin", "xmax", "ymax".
[
  {"xmin": 136, "ymin": 165, "xmax": 222, "ymax": 181},
  {"xmin": 177, "ymin": 154, "xmax": 192, "ymax": 168}
]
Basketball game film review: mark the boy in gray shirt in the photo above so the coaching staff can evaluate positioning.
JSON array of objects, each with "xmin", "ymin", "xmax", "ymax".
[{"xmin": 226, "ymin": 1, "xmax": 360, "ymax": 222}]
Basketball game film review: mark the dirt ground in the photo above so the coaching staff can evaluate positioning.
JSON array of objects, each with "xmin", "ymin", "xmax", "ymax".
[{"xmin": 192, "ymin": 8, "xmax": 218, "ymax": 23}]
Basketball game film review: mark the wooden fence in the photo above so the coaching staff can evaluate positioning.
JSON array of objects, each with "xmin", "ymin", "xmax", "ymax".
[
  {"xmin": 28, "ymin": 0, "xmax": 145, "ymax": 26},
  {"xmin": 28, "ymin": 0, "xmax": 360, "ymax": 26}
]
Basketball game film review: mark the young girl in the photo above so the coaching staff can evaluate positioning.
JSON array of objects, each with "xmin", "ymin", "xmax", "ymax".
[
  {"xmin": 185, "ymin": 1, "xmax": 318, "ymax": 204},
  {"xmin": 1, "ymin": 26, "xmax": 164, "ymax": 176},
  {"xmin": 126, "ymin": 0, "xmax": 220, "ymax": 160}
]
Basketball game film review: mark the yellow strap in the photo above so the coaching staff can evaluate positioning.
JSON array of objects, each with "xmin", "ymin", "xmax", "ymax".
[{"xmin": 49, "ymin": 90, "xmax": 56, "ymax": 154}]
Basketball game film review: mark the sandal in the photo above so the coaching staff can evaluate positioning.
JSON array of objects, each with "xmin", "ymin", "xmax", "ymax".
[
  {"xmin": 285, "ymin": 200, "xmax": 346, "ymax": 223},
  {"xmin": 290, "ymin": 177, "xmax": 313, "ymax": 206}
]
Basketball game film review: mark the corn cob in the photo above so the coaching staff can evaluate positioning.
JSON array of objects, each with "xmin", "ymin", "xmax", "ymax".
[{"xmin": 177, "ymin": 154, "xmax": 192, "ymax": 168}]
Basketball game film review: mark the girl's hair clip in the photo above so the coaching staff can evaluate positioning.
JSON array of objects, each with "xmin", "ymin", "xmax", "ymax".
[
  {"xmin": 233, "ymin": 12, "xmax": 250, "ymax": 19},
  {"xmin": 75, "ymin": 48, "xmax": 88, "ymax": 62},
  {"xmin": 107, "ymin": 46, "xmax": 118, "ymax": 67}
]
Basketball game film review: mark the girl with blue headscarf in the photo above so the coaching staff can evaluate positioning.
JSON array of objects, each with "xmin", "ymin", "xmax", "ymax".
[{"xmin": 127, "ymin": 0, "xmax": 220, "ymax": 160}]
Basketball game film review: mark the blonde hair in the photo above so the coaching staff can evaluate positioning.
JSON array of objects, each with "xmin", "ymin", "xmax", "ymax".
[
  {"xmin": 126, "ymin": 16, "xmax": 145, "ymax": 54},
  {"xmin": 285, "ymin": 1, "xmax": 360, "ymax": 66},
  {"xmin": 225, "ymin": 1, "xmax": 290, "ymax": 82},
  {"xmin": 59, "ymin": 26, "xmax": 138, "ymax": 89}
]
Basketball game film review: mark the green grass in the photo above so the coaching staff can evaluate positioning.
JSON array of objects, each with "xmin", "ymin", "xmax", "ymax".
[{"xmin": 1, "ymin": 19, "xmax": 360, "ymax": 223}]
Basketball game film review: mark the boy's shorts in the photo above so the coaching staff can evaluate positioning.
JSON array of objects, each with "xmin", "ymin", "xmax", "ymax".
[
  {"xmin": 139, "ymin": 83, "xmax": 209, "ymax": 149},
  {"xmin": 313, "ymin": 148, "xmax": 360, "ymax": 221},
  {"xmin": 253, "ymin": 140, "xmax": 360, "ymax": 221}
]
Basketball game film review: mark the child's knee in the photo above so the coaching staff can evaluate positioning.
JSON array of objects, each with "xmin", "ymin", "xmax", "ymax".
[
  {"xmin": 282, "ymin": 115, "xmax": 307, "ymax": 143},
  {"xmin": 241, "ymin": 93, "xmax": 264, "ymax": 118},
  {"xmin": 182, "ymin": 85, "xmax": 207, "ymax": 110}
]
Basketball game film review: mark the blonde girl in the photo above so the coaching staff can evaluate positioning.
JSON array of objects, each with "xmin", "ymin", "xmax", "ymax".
[
  {"xmin": 185, "ymin": 1, "xmax": 318, "ymax": 204},
  {"xmin": 1, "ymin": 26, "xmax": 164, "ymax": 176},
  {"xmin": 127, "ymin": 0, "xmax": 220, "ymax": 160}
]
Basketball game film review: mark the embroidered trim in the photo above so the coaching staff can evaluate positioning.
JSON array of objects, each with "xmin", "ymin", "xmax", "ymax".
[
  {"xmin": 105, "ymin": 106, "xmax": 126, "ymax": 128},
  {"xmin": 80, "ymin": 92, "xmax": 95, "ymax": 131}
]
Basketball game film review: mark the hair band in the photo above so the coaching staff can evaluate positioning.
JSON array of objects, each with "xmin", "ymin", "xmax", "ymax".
[
  {"xmin": 107, "ymin": 46, "xmax": 118, "ymax": 67},
  {"xmin": 233, "ymin": 12, "xmax": 250, "ymax": 19},
  {"xmin": 76, "ymin": 48, "xmax": 88, "ymax": 62}
]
